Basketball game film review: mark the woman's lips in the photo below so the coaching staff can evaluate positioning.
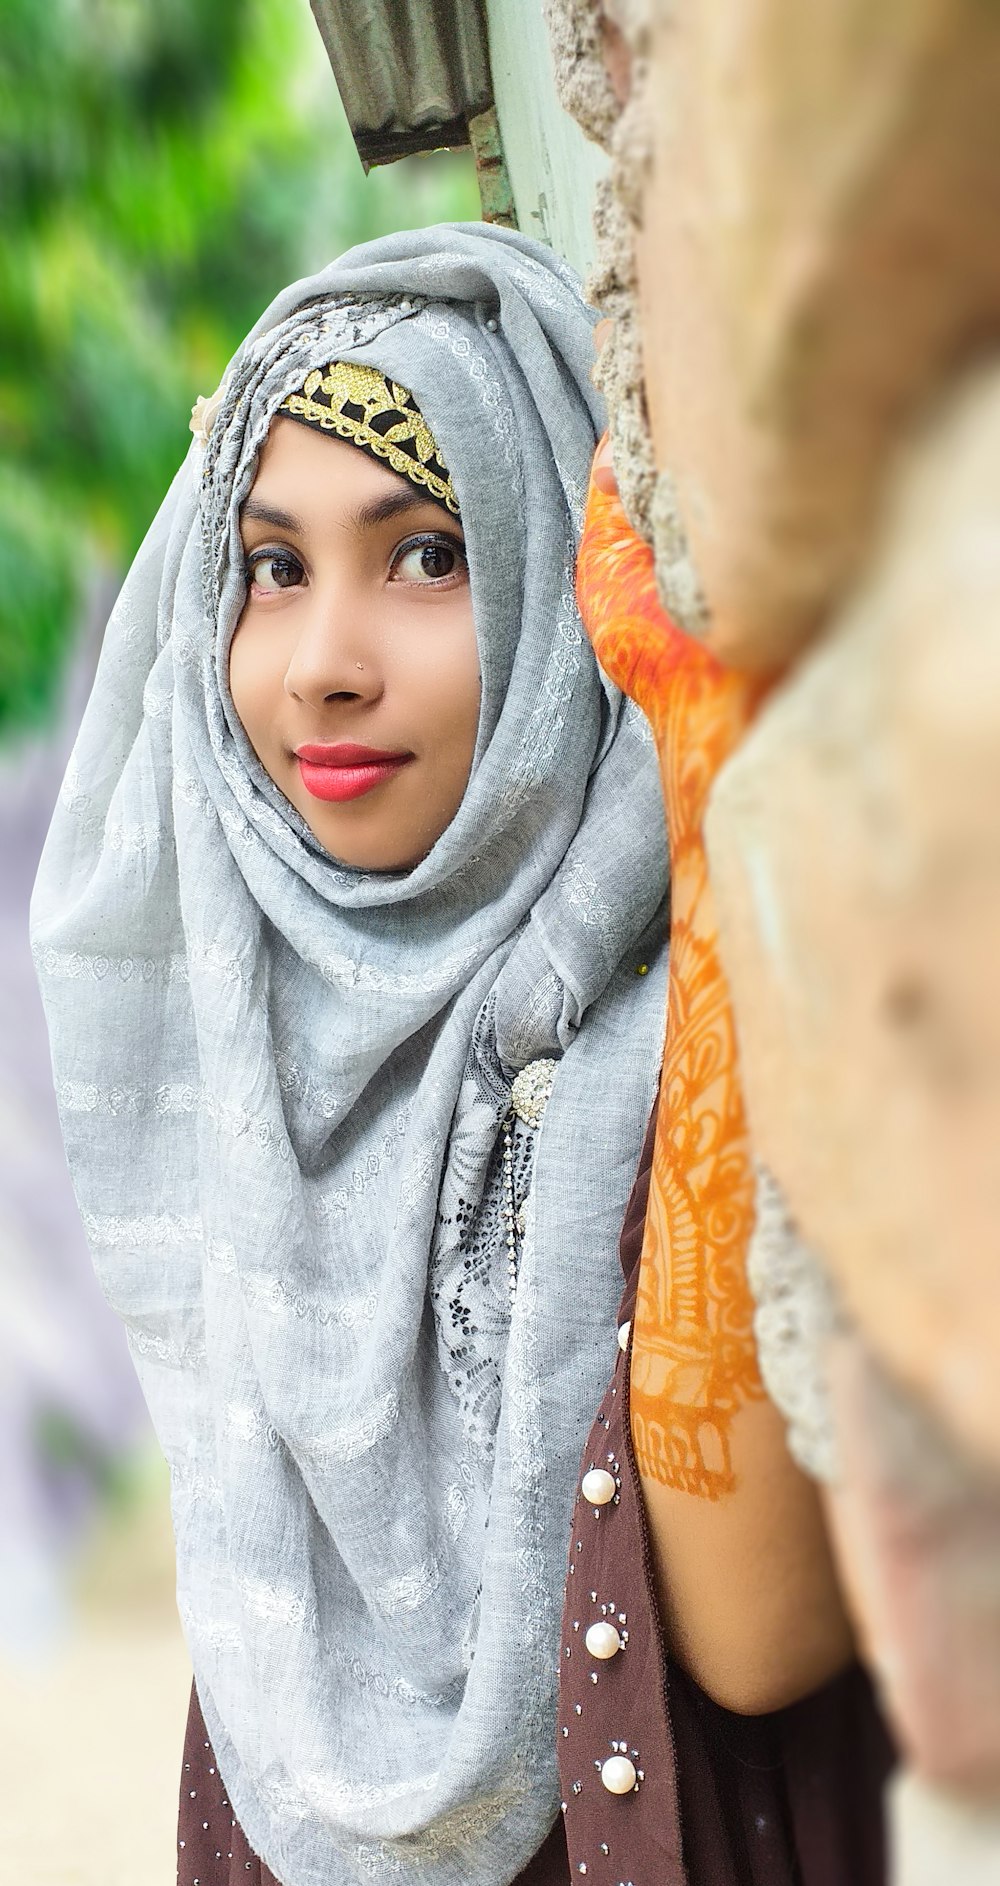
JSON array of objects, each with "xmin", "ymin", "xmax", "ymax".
[{"xmin": 294, "ymin": 743, "xmax": 413, "ymax": 804}]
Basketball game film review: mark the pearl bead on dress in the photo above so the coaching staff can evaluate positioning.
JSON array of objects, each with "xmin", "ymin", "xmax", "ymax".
[
  {"xmin": 585, "ymin": 1621, "xmax": 621, "ymax": 1659},
  {"xmin": 580, "ymin": 1467, "xmax": 616, "ymax": 1506},
  {"xmin": 601, "ymin": 1754, "xmax": 638, "ymax": 1794}
]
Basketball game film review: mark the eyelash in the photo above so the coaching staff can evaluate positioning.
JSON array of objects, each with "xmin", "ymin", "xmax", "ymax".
[
  {"xmin": 242, "ymin": 532, "xmax": 468, "ymax": 596},
  {"xmin": 391, "ymin": 532, "xmax": 468, "ymax": 584},
  {"xmin": 244, "ymin": 548, "xmax": 303, "ymax": 593}
]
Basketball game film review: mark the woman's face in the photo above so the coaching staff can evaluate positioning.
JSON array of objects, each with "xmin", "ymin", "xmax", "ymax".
[{"xmin": 230, "ymin": 416, "xmax": 480, "ymax": 870}]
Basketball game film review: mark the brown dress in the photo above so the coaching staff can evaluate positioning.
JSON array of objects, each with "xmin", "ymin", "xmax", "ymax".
[
  {"xmin": 178, "ymin": 1115, "xmax": 893, "ymax": 1886},
  {"xmin": 554, "ymin": 1113, "xmax": 894, "ymax": 1885}
]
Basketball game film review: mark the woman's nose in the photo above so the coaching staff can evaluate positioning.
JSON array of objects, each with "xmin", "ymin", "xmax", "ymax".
[{"xmin": 282, "ymin": 591, "xmax": 382, "ymax": 708}]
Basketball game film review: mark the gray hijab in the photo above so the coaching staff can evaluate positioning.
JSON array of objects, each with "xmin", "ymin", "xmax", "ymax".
[{"xmin": 33, "ymin": 225, "xmax": 667, "ymax": 1886}]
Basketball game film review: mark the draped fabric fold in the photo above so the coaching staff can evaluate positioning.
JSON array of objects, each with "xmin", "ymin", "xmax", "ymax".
[{"xmin": 33, "ymin": 225, "xmax": 668, "ymax": 1886}]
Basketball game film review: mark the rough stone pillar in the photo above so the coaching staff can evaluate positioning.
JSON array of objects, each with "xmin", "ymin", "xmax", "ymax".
[{"xmin": 542, "ymin": 2, "xmax": 1000, "ymax": 1876}]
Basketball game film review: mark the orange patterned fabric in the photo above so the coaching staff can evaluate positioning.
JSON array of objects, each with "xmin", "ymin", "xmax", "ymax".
[{"xmin": 577, "ymin": 475, "xmax": 765, "ymax": 1499}]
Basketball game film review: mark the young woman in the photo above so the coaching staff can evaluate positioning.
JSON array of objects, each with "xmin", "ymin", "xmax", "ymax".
[{"xmin": 33, "ymin": 225, "xmax": 889, "ymax": 1886}]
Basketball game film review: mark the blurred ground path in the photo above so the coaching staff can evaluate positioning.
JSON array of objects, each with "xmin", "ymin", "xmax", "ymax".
[{"xmin": 0, "ymin": 1459, "xmax": 191, "ymax": 1886}]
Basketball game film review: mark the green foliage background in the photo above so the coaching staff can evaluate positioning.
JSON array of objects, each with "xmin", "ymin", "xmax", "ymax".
[{"xmin": 0, "ymin": 0, "xmax": 480, "ymax": 742}]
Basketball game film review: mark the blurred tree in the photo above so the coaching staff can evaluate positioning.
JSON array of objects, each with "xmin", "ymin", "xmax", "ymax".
[{"xmin": 0, "ymin": 0, "xmax": 479, "ymax": 740}]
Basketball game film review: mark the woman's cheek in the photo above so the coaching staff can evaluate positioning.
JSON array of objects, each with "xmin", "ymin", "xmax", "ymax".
[
  {"xmin": 404, "ymin": 603, "xmax": 479, "ymax": 744},
  {"xmin": 229, "ymin": 626, "xmax": 277, "ymax": 757},
  {"xmin": 445, "ymin": 632, "xmax": 483, "ymax": 763}
]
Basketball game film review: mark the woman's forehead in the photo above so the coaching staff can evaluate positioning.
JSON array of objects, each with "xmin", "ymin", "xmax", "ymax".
[
  {"xmin": 241, "ymin": 418, "xmax": 460, "ymax": 538},
  {"xmin": 274, "ymin": 356, "xmax": 460, "ymax": 520}
]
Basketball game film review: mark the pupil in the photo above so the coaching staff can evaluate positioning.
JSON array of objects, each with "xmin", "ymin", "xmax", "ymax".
[
  {"xmin": 420, "ymin": 543, "xmax": 452, "ymax": 578},
  {"xmin": 273, "ymin": 556, "xmax": 298, "ymax": 587}
]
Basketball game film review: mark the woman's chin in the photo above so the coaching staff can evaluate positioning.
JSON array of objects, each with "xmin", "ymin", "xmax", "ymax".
[{"xmin": 298, "ymin": 804, "xmax": 429, "ymax": 873}]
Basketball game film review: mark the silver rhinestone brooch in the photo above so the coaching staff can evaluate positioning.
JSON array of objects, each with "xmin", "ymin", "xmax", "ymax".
[{"xmin": 510, "ymin": 1058, "xmax": 557, "ymax": 1129}]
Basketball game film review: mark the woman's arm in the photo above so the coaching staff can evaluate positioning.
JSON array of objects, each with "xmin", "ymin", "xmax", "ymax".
[
  {"xmin": 580, "ymin": 451, "xmax": 855, "ymax": 1714},
  {"xmin": 640, "ymin": 1397, "xmax": 855, "ymax": 1715}
]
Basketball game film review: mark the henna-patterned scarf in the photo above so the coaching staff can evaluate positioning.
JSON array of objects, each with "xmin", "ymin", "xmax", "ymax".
[{"xmin": 577, "ymin": 475, "xmax": 768, "ymax": 1499}]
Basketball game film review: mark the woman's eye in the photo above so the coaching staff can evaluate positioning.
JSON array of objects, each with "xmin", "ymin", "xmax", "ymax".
[
  {"xmin": 392, "ymin": 538, "xmax": 466, "ymax": 585},
  {"xmin": 247, "ymin": 551, "xmax": 305, "ymax": 594}
]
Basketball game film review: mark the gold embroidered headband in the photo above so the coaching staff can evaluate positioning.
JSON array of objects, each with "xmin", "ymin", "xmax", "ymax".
[{"xmin": 278, "ymin": 361, "xmax": 459, "ymax": 517}]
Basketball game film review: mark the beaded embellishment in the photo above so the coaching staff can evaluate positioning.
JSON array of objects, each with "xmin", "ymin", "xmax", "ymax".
[{"xmin": 503, "ymin": 1059, "xmax": 557, "ymax": 1304}]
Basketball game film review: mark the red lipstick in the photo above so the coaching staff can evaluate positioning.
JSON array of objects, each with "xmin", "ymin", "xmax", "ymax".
[{"xmin": 294, "ymin": 742, "xmax": 412, "ymax": 803}]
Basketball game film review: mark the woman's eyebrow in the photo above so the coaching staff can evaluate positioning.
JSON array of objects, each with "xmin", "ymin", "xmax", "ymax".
[
  {"xmin": 242, "ymin": 498, "xmax": 303, "ymax": 531},
  {"xmin": 352, "ymin": 489, "xmax": 452, "ymax": 532},
  {"xmin": 242, "ymin": 491, "xmax": 458, "ymax": 535}
]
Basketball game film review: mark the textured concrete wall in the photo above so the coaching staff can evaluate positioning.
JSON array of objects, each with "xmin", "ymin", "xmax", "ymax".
[
  {"xmin": 634, "ymin": 0, "xmax": 1000, "ymax": 672},
  {"xmin": 707, "ymin": 363, "xmax": 1000, "ymax": 1468},
  {"xmin": 485, "ymin": 0, "xmax": 608, "ymax": 277}
]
